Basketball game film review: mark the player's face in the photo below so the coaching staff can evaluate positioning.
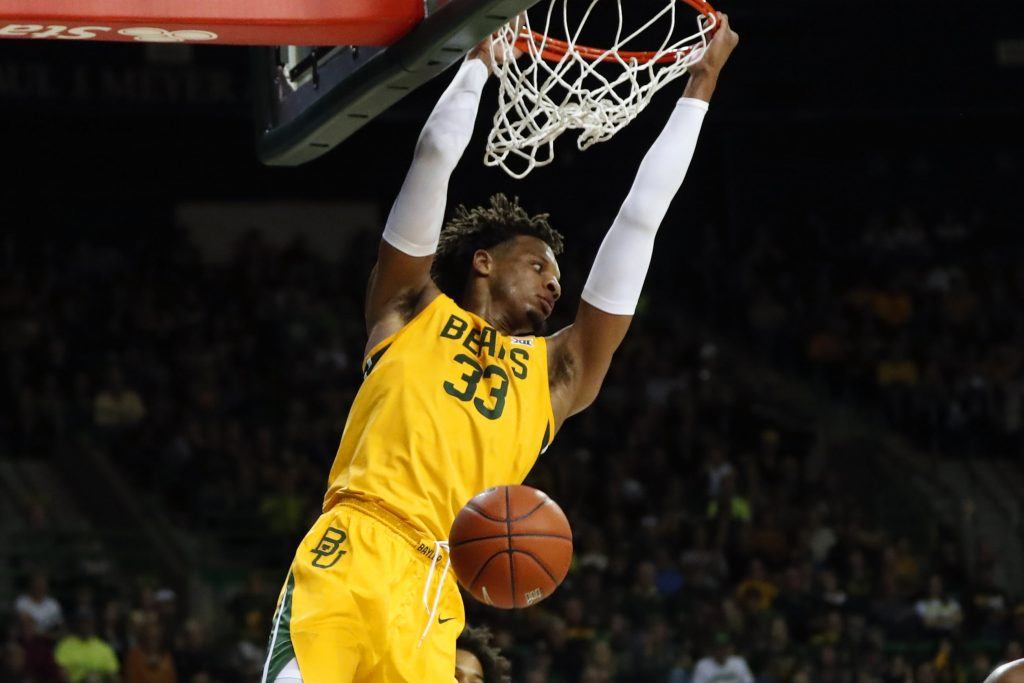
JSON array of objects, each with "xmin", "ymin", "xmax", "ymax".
[
  {"xmin": 455, "ymin": 648, "xmax": 485, "ymax": 683},
  {"xmin": 492, "ymin": 235, "xmax": 561, "ymax": 335}
]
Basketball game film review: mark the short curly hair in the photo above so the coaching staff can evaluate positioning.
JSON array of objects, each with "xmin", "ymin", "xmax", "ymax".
[
  {"xmin": 431, "ymin": 193, "xmax": 564, "ymax": 300},
  {"xmin": 456, "ymin": 625, "xmax": 512, "ymax": 683}
]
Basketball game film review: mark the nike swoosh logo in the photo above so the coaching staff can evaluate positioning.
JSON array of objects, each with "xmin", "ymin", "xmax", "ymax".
[{"xmin": 438, "ymin": 616, "xmax": 456, "ymax": 624}]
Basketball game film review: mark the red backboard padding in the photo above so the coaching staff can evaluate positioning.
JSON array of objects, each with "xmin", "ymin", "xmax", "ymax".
[{"xmin": 0, "ymin": 0, "xmax": 425, "ymax": 45}]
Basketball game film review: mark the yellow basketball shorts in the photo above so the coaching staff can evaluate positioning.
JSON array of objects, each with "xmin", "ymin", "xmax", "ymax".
[{"xmin": 262, "ymin": 498, "xmax": 465, "ymax": 683}]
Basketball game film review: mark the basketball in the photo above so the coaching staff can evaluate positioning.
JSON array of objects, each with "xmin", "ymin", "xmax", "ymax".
[{"xmin": 449, "ymin": 485, "xmax": 573, "ymax": 609}]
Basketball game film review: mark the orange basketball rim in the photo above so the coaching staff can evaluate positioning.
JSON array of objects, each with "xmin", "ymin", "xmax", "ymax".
[{"xmin": 517, "ymin": 0, "xmax": 717, "ymax": 64}]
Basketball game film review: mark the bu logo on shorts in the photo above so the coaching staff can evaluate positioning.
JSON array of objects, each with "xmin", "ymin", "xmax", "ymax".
[{"xmin": 310, "ymin": 527, "xmax": 348, "ymax": 568}]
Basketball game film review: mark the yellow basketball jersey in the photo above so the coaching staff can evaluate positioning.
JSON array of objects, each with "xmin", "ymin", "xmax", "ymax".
[{"xmin": 323, "ymin": 293, "xmax": 555, "ymax": 542}]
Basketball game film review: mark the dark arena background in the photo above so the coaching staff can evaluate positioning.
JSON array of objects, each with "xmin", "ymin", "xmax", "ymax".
[{"xmin": 3, "ymin": 0, "xmax": 1024, "ymax": 681}]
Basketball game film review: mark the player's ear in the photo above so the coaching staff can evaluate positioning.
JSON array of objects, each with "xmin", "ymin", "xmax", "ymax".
[{"xmin": 471, "ymin": 249, "xmax": 495, "ymax": 277}]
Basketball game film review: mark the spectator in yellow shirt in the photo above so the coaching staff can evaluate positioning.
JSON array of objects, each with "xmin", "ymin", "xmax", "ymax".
[
  {"xmin": 735, "ymin": 559, "xmax": 778, "ymax": 613},
  {"xmin": 54, "ymin": 611, "xmax": 119, "ymax": 683},
  {"xmin": 93, "ymin": 367, "xmax": 146, "ymax": 428}
]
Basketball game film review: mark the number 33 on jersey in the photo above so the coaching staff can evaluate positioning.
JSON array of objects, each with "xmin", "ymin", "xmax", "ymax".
[{"xmin": 323, "ymin": 293, "xmax": 555, "ymax": 543}]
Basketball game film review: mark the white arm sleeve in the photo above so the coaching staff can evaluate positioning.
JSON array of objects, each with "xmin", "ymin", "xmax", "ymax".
[
  {"xmin": 381, "ymin": 58, "xmax": 489, "ymax": 257},
  {"xmin": 580, "ymin": 97, "xmax": 708, "ymax": 315}
]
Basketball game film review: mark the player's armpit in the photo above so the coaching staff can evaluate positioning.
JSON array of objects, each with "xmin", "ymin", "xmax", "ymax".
[
  {"xmin": 548, "ymin": 301, "xmax": 632, "ymax": 424},
  {"xmin": 364, "ymin": 241, "xmax": 439, "ymax": 336}
]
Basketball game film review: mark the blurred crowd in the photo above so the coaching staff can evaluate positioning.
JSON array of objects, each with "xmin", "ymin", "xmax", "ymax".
[
  {"xmin": 681, "ymin": 150, "xmax": 1023, "ymax": 459},
  {"xmin": 4, "ymin": 569, "xmax": 277, "ymax": 683},
  {"xmin": 1, "ymin": 190, "xmax": 1022, "ymax": 683}
]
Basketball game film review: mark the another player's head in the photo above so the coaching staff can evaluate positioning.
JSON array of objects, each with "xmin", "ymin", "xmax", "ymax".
[
  {"xmin": 433, "ymin": 193, "xmax": 564, "ymax": 335},
  {"xmin": 456, "ymin": 625, "xmax": 512, "ymax": 683}
]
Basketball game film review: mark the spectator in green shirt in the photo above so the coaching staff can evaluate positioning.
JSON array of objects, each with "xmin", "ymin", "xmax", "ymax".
[
  {"xmin": 707, "ymin": 473, "xmax": 752, "ymax": 554},
  {"xmin": 54, "ymin": 611, "xmax": 120, "ymax": 683}
]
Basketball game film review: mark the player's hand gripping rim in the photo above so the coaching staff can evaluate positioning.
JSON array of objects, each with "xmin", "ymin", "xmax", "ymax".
[
  {"xmin": 467, "ymin": 12, "xmax": 526, "ymax": 74},
  {"xmin": 688, "ymin": 11, "xmax": 739, "ymax": 80}
]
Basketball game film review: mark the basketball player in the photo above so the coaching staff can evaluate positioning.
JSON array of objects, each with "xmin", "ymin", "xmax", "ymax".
[
  {"xmin": 986, "ymin": 660, "xmax": 1024, "ymax": 683},
  {"xmin": 455, "ymin": 626, "xmax": 511, "ymax": 683},
  {"xmin": 262, "ymin": 12, "xmax": 739, "ymax": 683}
]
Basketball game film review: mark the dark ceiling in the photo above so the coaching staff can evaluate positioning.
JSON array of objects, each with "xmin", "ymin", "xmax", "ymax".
[{"xmin": 0, "ymin": 0, "xmax": 1020, "ymax": 209}]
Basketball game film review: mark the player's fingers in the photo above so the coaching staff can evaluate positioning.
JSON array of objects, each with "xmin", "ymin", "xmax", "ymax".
[
  {"xmin": 511, "ymin": 10, "xmax": 528, "ymax": 36},
  {"xmin": 725, "ymin": 17, "xmax": 738, "ymax": 44},
  {"xmin": 703, "ymin": 12, "xmax": 722, "ymax": 39},
  {"xmin": 714, "ymin": 12, "xmax": 738, "ymax": 44}
]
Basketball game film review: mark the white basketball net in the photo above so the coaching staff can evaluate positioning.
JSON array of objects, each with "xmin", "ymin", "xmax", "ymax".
[{"xmin": 484, "ymin": 0, "xmax": 716, "ymax": 179}]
